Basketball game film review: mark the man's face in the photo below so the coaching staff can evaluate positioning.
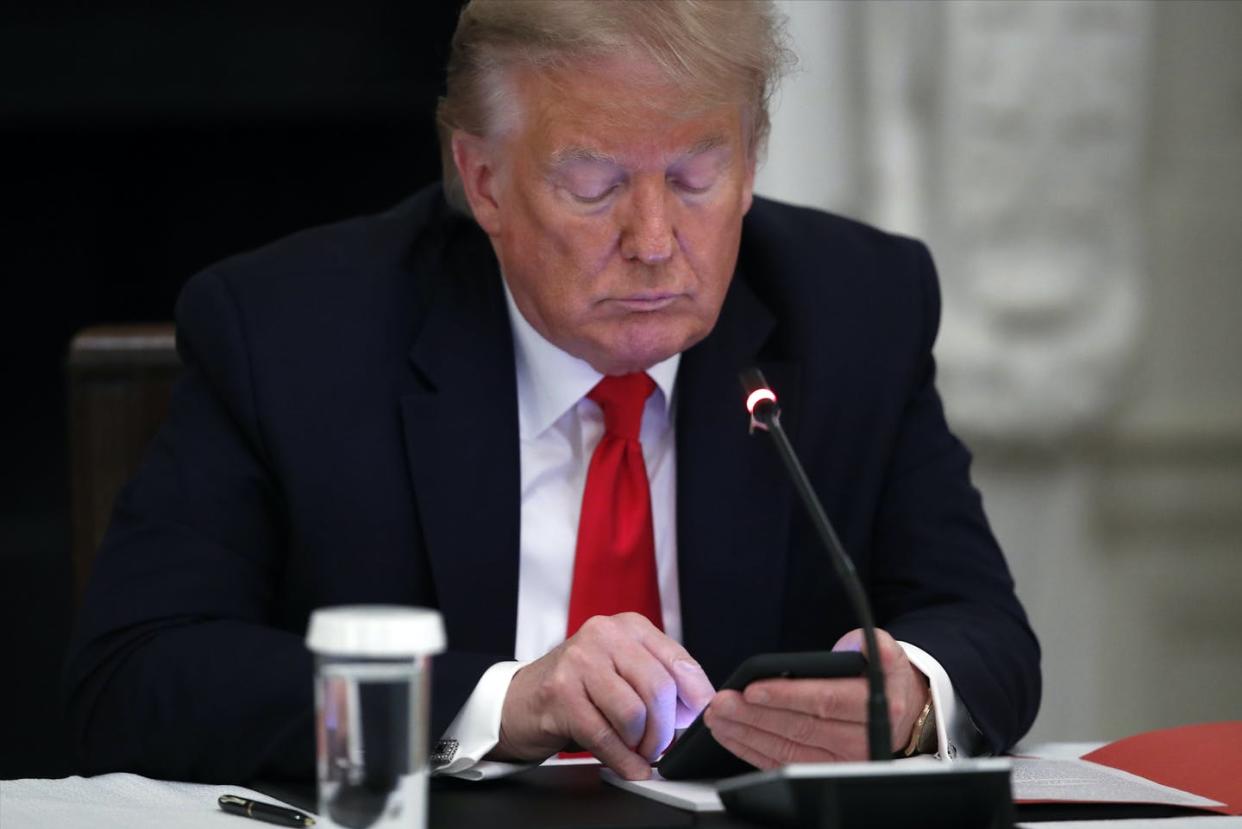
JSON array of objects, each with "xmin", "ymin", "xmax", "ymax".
[{"xmin": 455, "ymin": 57, "xmax": 756, "ymax": 376}]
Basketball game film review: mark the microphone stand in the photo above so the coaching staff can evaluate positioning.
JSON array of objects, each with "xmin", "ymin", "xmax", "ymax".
[
  {"xmin": 721, "ymin": 368, "xmax": 1015, "ymax": 829},
  {"xmin": 741, "ymin": 369, "xmax": 891, "ymax": 761}
]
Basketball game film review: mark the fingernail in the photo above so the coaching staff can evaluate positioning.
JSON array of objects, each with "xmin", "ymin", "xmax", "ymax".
[{"xmin": 747, "ymin": 688, "xmax": 769, "ymax": 704}]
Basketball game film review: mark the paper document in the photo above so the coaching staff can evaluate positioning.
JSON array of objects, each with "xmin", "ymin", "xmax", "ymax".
[
  {"xmin": 1012, "ymin": 757, "xmax": 1225, "ymax": 810},
  {"xmin": 600, "ymin": 769, "xmax": 724, "ymax": 812},
  {"xmin": 1080, "ymin": 721, "xmax": 1242, "ymax": 815},
  {"xmin": 1017, "ymin": 818, "xmax": 1242, "ymax": 829},
  {"xmin": 0, "ymin": 773, "xmax": 307, "ymax": 829}
]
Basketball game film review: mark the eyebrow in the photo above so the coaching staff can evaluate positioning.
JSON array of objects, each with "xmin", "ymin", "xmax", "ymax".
[
  {"xmin": 548, "ymin": 147, "xmax": 620, "ymax": 168},
  {"xmin": 547, "ymin": 134, "xmax": 729, "ymax": 170},
  {"xmin": 681, "ymin": 134, "xmax": 728, "ymax": 158}
]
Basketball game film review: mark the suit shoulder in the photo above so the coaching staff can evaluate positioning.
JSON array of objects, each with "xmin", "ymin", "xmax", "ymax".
[
  {"xmin": 741, "ymin": 196, "xmax": 936, "ymax": 314},
  {"xmin": 743, "ymin": 196, "xmax": 930, "ymax": 272},
  {"xmin": 176, "ymin": 184, "xmax": 447, "ymax": 320}
]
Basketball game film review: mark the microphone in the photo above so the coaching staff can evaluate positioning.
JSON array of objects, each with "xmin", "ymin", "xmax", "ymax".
[
  {"xmin": 724, "ymin": 368, "xmax": 1014, "ymax": 829},
  {"xmin": 739, "ymin": 367, "xmax": 891, "ymax": 761}
]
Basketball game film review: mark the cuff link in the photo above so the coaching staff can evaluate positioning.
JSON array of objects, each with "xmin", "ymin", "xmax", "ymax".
[{"xmin": 431, "ymin": 738, "xmax": 459, "ymax": 768}]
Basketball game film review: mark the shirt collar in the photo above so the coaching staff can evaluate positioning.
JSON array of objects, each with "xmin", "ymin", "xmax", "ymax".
[{"xmin": 501, "ymin": 277, "xmax": 679, "ymax": 441}]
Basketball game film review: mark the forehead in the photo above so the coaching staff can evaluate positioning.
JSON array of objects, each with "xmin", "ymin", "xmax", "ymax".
[{"xmin": 507, "ymin": 56, "xmax": 746, "ymax": 167}]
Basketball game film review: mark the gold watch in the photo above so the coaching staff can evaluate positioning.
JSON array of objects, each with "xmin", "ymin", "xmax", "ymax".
[{"xmin": 901, "ymin": 698, "xmax": 937, "ymax": 757}]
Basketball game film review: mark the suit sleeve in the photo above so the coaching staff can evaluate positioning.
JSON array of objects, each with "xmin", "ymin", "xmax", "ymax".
[
  {"xmin": 870, "ymin": 241, "xmax": 1042, "ymax": 754},
  {"xmin": 62, "ymin": 269, "xmax": 502, "ymax": 783}
]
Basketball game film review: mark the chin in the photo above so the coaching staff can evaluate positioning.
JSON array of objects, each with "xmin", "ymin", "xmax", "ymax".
[
  {"xmin": 596, "ymin": 351, "xmax": 674, "ymax": 376},
  {"xmin": 594, "ymin": 317, "xmax": 706, "ymax": 375}
]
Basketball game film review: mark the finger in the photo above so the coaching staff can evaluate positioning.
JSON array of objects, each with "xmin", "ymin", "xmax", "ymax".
[
  {"xmin": 741, "ymin": 676, "xmax": 870, "ymax": 723},
  {"xmin": 831, "ymin": 627, "xmax": 865, "ymax": 653},
  {"xmin": 831, "ymin": 627, "xmax": 928, "ymax": 750},
  {"xmin": 600, "ymin": 613, "xmax": 714, "ymax": 728},
  {"xmin": 674, "ymin": 694, "xmax": 703, "ymax": 730},
  {"xmin": 615, "ymin": 614, "xmax": 714, "ymax": 721},
  {"xmin": 834, "ymin": 627, "xmax": 904, "ymax": 673},
  {"xmin": 670, "ymin": 658, "xmax": 716, "ymax": 721},
  {"xmin": 705, "ymin": 716, "xmax": 782, "ymax": 771},
  {"xmin": 715, "ymin": 690, "xmax": 862, "ymax": 752},
  {"xmin": 576, "ymin": 615, "xmax": 684, "ymax": 759},
  {"xmin": 607, "ymin": 640, "xmax": 679, "ymax": 761},
  {"xmin": 581, "ymin": 661, "xmax": 651, "ymax": 752},
  {"xmin": 569, "ymin": 687, "xmax": 652, "ymax": 780},
  {"xmin": 711, "ymin": 690, "xmax": 867, "ymax": 760},
  {"xmin": 832, "ymin": 626, "xmax": 921, "ymax": 708},
  {"xmin": 706, "ymin": 704, "xmax": 849, "ymax": 766},
  {"xmin": 872, "ymin": 630, "xmax": 906, "ymax": 674}
]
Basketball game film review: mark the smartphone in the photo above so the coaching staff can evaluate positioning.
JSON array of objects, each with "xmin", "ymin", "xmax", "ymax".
[{"xmin": 657, "ymin": 650, "xmax": 866, "ymax": 780}]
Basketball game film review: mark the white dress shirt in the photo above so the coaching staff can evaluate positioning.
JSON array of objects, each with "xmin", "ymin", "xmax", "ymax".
[{"xmin": 435, "ymin": 280, "xmax": 978, "ymax": 778}]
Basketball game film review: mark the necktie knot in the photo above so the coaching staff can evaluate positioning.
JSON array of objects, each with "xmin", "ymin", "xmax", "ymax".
[{"xmin": 588, "ymin": 372, "xmax": 656, "ymax": 441}]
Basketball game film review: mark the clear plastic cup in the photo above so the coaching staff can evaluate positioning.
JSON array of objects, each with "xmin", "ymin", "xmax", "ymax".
[{"xmin": 307, "ymin": 606, "xmax": 446, "ymax": 829}]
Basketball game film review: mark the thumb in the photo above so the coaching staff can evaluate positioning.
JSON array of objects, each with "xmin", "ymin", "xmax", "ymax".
[
  {"xmin": 831, "ymin": 628, "xmax": 865, "ymax": 653},
  {"xmin": 672, "ymin": 659, "xmax": 715, "ymax": 728},
  {"xmin": 833, "ymin": 627, "xmax": 903, "ymax": 673}
]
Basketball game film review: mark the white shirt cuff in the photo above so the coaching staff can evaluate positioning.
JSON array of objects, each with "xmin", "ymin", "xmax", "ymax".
[
  {"xmin": 897, "ymin": 641, "xmax": 982, "ymax": 761},
  {"xmin": 435, "ymin": 660, "xmax": 530, "ymax": 780}
]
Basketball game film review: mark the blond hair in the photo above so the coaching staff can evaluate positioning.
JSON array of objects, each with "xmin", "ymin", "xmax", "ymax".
[{"xmin": 436, "ymin": 0, "xmax": 794, "ymax": 213}]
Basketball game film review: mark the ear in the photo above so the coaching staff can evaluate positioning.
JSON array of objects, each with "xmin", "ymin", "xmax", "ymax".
[{"xmin": 451, "ymin": 131, "xmax": 504, "ymax": 235}]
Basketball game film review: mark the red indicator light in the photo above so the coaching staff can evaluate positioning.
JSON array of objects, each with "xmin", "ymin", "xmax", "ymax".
[{"xmin": 745, "ymin": 388, "xmax": 777, "ymax": 414}]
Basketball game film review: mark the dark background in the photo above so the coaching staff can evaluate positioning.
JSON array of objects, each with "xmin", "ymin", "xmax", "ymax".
[{"xmin": 1, "ymin": 0, "xmax": 464, "ymax": 779}]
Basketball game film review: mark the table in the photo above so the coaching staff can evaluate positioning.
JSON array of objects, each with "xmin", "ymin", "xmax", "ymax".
[
  {"xmin": 4, "ymin": 746, "xmax": 1241, "ymax": 829},
  {"xmin": 0, "ymin": 769, "xmax": 751, "ymax": 829}
]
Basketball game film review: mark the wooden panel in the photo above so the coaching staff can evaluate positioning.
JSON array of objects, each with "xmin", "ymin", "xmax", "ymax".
[{"xmin": 67, "ymin": 324, "xmax": 180, "ymax": 603}]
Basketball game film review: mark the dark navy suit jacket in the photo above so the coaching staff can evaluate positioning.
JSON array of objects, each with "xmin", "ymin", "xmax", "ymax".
[{"xmin": 65, "ymin": 184, "xmax": 1040, "ymax": 782}]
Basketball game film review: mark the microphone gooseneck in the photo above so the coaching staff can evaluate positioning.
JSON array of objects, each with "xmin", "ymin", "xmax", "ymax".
[{"xmin": 739, "ymin": 367, "xmax": 893, "ymax": 761}]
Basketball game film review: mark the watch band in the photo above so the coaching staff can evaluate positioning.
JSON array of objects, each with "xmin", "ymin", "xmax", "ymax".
[{"xmin": 901, "ymin": 698, "xmax": 936, "ymax": 757}]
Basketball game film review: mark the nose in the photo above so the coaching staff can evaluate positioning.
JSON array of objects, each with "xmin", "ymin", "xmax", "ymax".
[{"xmin": 619, "ymin": 177, "xmax": 674, "ymax": 265}]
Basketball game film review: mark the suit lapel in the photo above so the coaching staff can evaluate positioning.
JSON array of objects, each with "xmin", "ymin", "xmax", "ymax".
[
  {"xmin": 676, "ymin": 272, "xmax": 802, "ymax": 685},
  {"xmin": 401, "ymin": 222, "xmax": 521, "ymax": 657}
]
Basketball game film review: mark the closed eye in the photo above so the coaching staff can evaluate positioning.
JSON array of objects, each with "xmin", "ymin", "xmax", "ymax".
[
  {"xmin": 570, "ymin": 184, "xmax": 620, "ymax": 205},
  {"xmin": 668, "ymin": 145, "xmax": 727, "ymax": 196},
  {"xmin": 670, "ymin": 177, "xmax": 713, "ymax": 195}
]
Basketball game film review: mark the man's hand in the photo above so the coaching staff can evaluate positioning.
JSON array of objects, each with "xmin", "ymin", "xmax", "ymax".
[
  {"xmin": 490, "ymin": 612, "xmax": 716, "ymax": 780},
  {"xmin": 703, "ymin": 628, "xmax": 930, "ymax": 768}
]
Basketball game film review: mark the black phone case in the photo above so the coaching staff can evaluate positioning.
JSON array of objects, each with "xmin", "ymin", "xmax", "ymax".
[{"xmin": 657, "ymin": 650, "xmax": 866, "ymax": 780}]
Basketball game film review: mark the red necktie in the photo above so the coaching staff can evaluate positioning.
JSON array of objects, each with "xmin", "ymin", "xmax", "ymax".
[{"xmin": 566, "ymin": 372, "xmax": 663, "ymax": 637}]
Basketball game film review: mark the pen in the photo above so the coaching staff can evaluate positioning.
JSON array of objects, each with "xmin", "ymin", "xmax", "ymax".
[{"xmin": 218, "ymin": 794, "xmax": 316, "ymax": 827}]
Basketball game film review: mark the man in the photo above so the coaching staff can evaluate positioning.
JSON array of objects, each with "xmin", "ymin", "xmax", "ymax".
[{"xmin": 66, "ymin": 0, "xmax": 1040, "ymax": 784}]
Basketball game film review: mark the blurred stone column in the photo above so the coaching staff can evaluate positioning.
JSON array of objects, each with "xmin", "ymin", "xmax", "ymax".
[
  {"xmin": 759, "ymin": 0, "xmax": 1153, "ymax": 742},
  {"xmin": 757, "ymin": 0, "xmax": 864, "ymax": 218}
]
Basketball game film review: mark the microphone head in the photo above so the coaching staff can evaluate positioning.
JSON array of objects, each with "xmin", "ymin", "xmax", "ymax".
[
  {"xmin": 739, "ymin": 367, "xmax": 779, "ymax": 421},
  {"xmin": 746, "ymin": 388, "xmax": 777, "ymax": 416}
]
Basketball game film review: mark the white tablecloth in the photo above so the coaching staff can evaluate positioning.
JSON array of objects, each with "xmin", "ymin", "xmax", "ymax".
[{"xmin": 0, "ymin": 773, "xmax": 304, "ymax": 829}]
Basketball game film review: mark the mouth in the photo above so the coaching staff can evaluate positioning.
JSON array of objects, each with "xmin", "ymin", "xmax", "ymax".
[{"xmin": 608, "ymin": 293, "xmax": 682, "ymax": 312}]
